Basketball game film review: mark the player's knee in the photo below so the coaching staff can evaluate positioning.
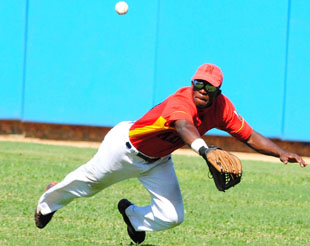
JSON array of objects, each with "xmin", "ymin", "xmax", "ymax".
[
  {"xmin": 172, "ymin": 212, "xmax": 184, "ymax": 226},
  {"xmin": 163, "ymin": 209, "xmax": 184, "ymax": 228}
]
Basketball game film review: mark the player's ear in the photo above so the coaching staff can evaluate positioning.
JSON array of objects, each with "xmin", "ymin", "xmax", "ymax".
[{"xmin": 216, "ymin": 89, "xmax": 222, "ymax": 96}]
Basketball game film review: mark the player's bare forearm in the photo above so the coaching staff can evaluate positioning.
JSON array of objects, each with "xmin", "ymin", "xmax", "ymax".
[
  {"xmin": 245, "ymin": 130, "xmax": 284, "ymax": 157},
  {"xmin": 245, "ymin": 130, "xmax": 307, "ymax": 167},
  {"xmin": 174, "ymin": 120, "xmax": 201, "ymax": 146}
]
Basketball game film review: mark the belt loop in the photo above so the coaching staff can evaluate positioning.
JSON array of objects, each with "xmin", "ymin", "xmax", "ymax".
[
  {"xmin": 126, "ymin": 141, "xmax": 160, "ymax": 163},
  {"xmin": 126, "ymin": 142, "xmax": 131, "ymax": 149}
]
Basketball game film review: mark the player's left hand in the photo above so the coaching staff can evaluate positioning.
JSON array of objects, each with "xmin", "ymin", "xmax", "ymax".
[{"xmin": 280, "ymin": 152, "xmax": 307, "ymax": 168}]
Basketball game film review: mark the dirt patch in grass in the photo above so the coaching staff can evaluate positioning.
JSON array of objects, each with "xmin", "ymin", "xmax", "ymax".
[{"xmin": 1, "ymin": 134, "xmax": 309, "ymax": 164}]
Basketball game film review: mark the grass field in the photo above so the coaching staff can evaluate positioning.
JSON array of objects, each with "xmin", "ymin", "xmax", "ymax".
[{"xmin": 0, "ymin": 141, "xmax": 309, "ymax": 246}]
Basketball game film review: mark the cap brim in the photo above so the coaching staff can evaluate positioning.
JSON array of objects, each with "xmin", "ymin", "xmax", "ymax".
[{"xmin": 192, "ymin": 73, "xmax": 221, "ymax": 87}]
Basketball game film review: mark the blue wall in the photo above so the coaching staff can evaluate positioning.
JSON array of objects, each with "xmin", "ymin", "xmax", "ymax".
[
  {"xmin": 0, "ymin": 1, "xmax": 27, "ymax": 119},
  {"xmin": 283, "ymin": 0, "xmax": 310, "ymax": 141},
  {"xmin": 0, "ymin": 0, "xmax": 309, "ymax": 142}
]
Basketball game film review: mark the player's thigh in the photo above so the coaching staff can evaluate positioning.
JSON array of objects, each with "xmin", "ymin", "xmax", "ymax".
[{"xmin": 139, "ymin": 161, "xmax": 183, "ymax": 204}]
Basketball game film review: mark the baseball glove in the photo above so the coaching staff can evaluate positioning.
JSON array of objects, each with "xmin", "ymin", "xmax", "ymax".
[{"xmin": 199, "ymin": 146, "xmax": 242, "ymax": 192}]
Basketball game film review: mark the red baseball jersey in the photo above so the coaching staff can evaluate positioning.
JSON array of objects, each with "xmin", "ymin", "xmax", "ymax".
[{"xmin": 129, "ymin": 87, "xmax": 253, "ymax": 157}]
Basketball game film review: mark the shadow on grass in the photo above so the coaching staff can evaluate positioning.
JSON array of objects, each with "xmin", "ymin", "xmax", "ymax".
[{"xmin": 129, "ymin": 243, "xmax": 156, "ymax": 246}]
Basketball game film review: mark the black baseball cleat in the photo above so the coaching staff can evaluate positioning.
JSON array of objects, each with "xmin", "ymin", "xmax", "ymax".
[
  {"xmin": 34, "ymin": 209, "xmax": 56, "ymax": 229},
  {"xmin": 34, "ymin": 182, "xmax": 58, "ymax": 229},
  {"xmin": 118, "ymin": 199, "xmax": 146, "ymax": 244}
]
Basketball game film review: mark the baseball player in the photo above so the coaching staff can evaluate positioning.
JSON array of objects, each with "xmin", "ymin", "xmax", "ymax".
[{"xmin": 34, "ymin": 63, "xmax": 307, "ymax": 244}]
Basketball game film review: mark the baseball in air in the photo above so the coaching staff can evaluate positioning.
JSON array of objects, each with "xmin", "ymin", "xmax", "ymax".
[{"xmin": 115, "ymin": 1, "xmax": 129, "ymax": 15}]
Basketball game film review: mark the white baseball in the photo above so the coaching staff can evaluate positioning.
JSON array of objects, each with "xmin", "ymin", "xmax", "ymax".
[{"xmin": 115, "ymin": 1, "xmax": 129, "ymax": 15}]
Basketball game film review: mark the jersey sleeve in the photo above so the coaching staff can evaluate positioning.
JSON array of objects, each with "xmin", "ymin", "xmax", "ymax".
[
  {"xmin": 162, "ymin": 95, "xmax": 196, "ymax": 126},
  {"xmin": 219, "ymin": 96, "xmax": 253, "ymax": 141}
]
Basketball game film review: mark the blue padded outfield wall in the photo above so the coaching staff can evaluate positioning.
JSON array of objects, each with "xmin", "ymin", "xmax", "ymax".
[{"xmin": 0, "ymin": 0, "xmax": 309, "ymax": 142}]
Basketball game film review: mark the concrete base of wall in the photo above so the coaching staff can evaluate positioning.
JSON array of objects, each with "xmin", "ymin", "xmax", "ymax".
[{"xmin": 1, "ymin": 120, "xmax": 309, "ymax": 156}]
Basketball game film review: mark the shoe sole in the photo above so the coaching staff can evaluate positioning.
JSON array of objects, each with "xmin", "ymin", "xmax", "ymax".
[
  {"xmin": 34, "ymin": 182, "xmax": 58, "ymax": 229},
  {"xmin": 118, "ymin": 199, "xmax": 145, "ymax": 244}
]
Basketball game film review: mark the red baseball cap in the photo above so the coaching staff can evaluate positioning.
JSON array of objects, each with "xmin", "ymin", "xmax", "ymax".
[{"xmin": 192, "ymin": 63, "xmax": 223, "ymax": 87}]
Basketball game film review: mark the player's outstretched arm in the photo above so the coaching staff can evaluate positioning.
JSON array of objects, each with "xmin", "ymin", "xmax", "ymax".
[
  {"xmin": 174, "ymin": 119, "xmax": 211, "ymax": 155},
  {"xmin": 174, "ymin": 120, "xmax": 202, "ymax": 146},
  {"xmin": 245, "ymin": 130, "xmax": 307, "ymax": 168}
]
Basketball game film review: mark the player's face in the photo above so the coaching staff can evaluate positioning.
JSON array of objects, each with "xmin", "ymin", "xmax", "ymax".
[{"xmin": 192, "ymin": 80, "xmax": 219, "ymax": 108}]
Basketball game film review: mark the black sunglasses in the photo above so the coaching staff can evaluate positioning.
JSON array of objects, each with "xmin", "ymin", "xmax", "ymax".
[{"xmin": 192, "ymin": 80, "xmax": 218, "ymax": 92}]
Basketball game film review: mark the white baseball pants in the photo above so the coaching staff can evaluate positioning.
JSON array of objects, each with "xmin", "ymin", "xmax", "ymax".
[{"xmin": 37, "ymin": 121, "xmax": 184, "ymax": 231}]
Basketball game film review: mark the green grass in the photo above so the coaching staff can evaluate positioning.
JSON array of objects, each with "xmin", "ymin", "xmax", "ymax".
[{"xmin": 0, "ymin": 141, "xmax": 309, "ymax": 246}]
